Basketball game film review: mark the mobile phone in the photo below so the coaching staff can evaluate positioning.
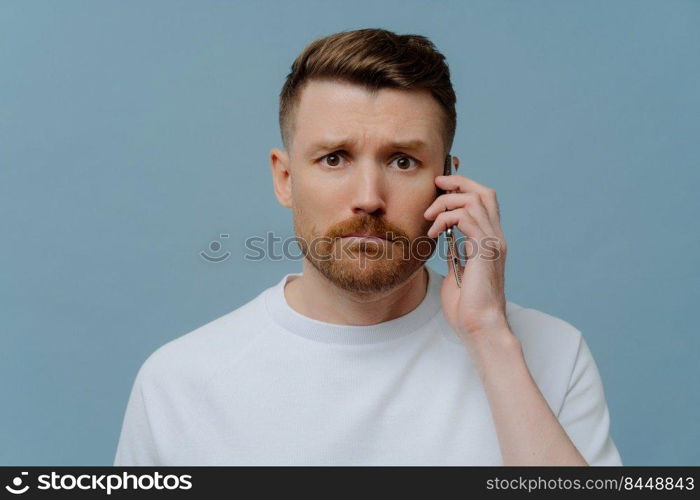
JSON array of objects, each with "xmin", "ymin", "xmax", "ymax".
[{"xmin": 440, "ymin": 154, "xmax": 464, "ymax": 287}]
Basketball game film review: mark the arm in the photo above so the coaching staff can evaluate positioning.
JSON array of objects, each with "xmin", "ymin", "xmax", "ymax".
[
  {"xmin": 468, "ymin": 321, "xmax": 588, "ymax": 466},
  {"xmin": 113, "ymin": 366, "xmax": 160, "ymax": 466},
  {"xmin": 555, "ymin": 332, "xmax": 623, "ymax": 466},
  {"xmin": 425, "ymin": 167, "xmax": 604, "ymax": 465}
]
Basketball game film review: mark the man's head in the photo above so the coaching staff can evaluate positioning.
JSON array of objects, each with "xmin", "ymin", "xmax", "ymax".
[{"xmin": 270, "ymin": 28, "xmax": 457, "ymax": 294}]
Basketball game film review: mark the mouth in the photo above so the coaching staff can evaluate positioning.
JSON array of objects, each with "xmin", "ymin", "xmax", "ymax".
[{"xmin": 342, "ymin": 232, "xmax": 393, "ymax": 242}]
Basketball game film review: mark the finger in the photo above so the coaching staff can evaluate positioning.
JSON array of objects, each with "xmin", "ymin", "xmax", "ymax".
[
  {"xmin": 425, "ymin": 192, "xmax": 495, "ymax": 237},
  {"xmin": 435, "ymin": 175, "xmax": 502, "ymax": 230},
  {"xmin": 426, "ymin": 192, "xmax": 494, "ymax": 235},
  {"xmin": 427, "ymin": 208, "xmax": 486, "ymax": 240},
  {"xmin": 424, "ymin": 192, "xmax": 472, "ymax": 219},
  {"xmin": 469, "ymin": 193, "xmax": 498, "ymax": 237}
]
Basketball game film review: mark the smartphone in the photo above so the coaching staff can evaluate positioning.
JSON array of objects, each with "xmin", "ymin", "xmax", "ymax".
[{"xmin": 440, "ymin": 154, "xmax": 464, "ymax": 287}]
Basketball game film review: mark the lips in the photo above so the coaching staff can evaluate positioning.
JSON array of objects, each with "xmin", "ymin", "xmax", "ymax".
[{"xmin": 343, "ymin": 232, "xmax": 392, "ymax": 241}]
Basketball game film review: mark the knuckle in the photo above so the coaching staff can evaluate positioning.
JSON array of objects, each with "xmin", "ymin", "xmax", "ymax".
[
  {"xmin": 434, "ymin": 210, "xmax": 449, "ymax": 224},
  {"xmin": 466, "ymin": 192, "xmax": 480, "ymax": 202},
  {"xmin": 463, "ymin": 193, "xmax": 480, "ymax": 208}
]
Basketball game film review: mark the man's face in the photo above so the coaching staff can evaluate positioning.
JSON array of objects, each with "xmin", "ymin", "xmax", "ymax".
[{"xmin": 276, "ymin": 79, "xmax": 446, "ymax": 294}]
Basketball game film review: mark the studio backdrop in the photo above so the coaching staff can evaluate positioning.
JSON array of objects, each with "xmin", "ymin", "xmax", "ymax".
[{"xmin": 1, "ymin": 0, "xmax": 699, "ymax": 465}]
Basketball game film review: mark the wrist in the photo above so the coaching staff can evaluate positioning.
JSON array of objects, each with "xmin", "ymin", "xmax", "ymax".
[
  {"xmin": 472, "ymin": 324, "xmax": 520, "ymax": 353},
  {"xmin": 465, "ymin": 325, "xmax": 523, "ymax": 378},
  {"xmin": 461, "ymin": 307, "xmax": 510, "ymax": 336}
]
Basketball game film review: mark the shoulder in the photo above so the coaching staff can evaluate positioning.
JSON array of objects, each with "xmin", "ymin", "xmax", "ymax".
[
  {"xmin": 505, "ymin": 302, "xmax": 586, "ymax": 406},
  {"xmin": 507, "ymin": 302, "xmax": 583, "ymax": 356},
  {"xmin": 134, "ymin": 286, "xmax": 271, "ymax": 392},
  {"xmin": 437, "ymin": 296, "xmax": 583, "ymax": 376}
]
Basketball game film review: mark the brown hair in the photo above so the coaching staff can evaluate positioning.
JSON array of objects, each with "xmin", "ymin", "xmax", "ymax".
[{"xmin": 278, "ymin": 28, "xmax": 457, "ymax": 156}]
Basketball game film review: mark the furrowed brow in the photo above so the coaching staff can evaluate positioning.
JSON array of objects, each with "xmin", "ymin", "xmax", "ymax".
[{"xmin": 306, "ymin": 138, "xmax": 429, "ymax": 155}]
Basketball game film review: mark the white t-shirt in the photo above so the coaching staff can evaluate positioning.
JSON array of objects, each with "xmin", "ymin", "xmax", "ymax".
[{"xmin": 113, "ymin": 265, "xmax": 622, "ymax": 465}]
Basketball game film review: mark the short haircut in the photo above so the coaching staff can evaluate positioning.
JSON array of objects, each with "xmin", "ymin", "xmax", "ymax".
[{"xmin": 278, "ymin": 28, "xmax": 457, "ymax": 156}]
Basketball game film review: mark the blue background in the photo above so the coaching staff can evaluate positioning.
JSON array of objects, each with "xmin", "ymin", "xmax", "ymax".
[{"xmin": 2, "ymin": 0, "xmax": 698, "ymax": 465}]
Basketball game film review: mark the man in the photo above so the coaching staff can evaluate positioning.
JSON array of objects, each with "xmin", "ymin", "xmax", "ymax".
[{"xmin": 114, "ymin": 28, "xmax": 622, "ymax": 466}]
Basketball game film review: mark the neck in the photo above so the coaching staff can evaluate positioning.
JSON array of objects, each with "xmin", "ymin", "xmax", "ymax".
[{"xmin": 284, "ymin": 262, "xmax": 429, "ymax": 326}]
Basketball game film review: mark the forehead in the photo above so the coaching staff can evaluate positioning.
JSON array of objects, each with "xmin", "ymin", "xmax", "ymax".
[{"xmin": 292, "ymin": 79, "xmax": 445, "ymax": 152}]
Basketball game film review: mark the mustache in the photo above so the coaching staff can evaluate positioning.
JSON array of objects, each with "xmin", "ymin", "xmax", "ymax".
[{"xmin": 326, "ymin": 215, "xmax": 409, "ymax": 242}]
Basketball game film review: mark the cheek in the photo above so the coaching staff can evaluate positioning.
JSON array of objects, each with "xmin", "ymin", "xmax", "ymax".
[
  {"xmin": 294, "ymin": 184, "xmax": 340, "ymax": 212},
  {"xmin": 395, "ymin": 180, "xmax": 437, "ymax": 209},
  {"xmin": 292, "ymin": 182, "xmax": 342, "ymax": 231},
  {"xmin": 388, "ymin": 185, "xmax": 438, "ymax": 232}
]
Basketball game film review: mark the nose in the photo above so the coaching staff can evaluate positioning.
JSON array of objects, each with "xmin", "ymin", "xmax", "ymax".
[{"xmin": 349, "ymin": 162, "xmax": 386, "ymax": 217}]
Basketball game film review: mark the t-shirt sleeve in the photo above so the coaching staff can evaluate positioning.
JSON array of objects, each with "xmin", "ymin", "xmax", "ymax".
[
  {"xmin": 557, "ymin": 334, "xmax": 623, "ymax": 466},
  {"xmin": 113, "ymin": 365, "xmax": 160, "ymax": 466}
]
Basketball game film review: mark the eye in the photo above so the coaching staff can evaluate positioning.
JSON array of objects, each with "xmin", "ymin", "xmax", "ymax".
[
  {"xmin": 318, "ymin": 151, "xmax": 420, "ymax": 170},
  {"xmin": 391, "ymin": 155, "xmax": 420, "ymax": 171},
  {"xmin": 319, "ymin": 151, "xmax": 346, "ymax": 168}
]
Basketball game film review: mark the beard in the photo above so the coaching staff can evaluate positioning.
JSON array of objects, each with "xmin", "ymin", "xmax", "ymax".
[{"xmin": 293, "ymin": 212, "xmax": 437, "ymax": 294}]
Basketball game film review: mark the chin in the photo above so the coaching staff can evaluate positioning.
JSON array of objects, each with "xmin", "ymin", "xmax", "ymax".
[{"xmin": 316, "ymin": 257, "xmax": 421, "ymax": 294}]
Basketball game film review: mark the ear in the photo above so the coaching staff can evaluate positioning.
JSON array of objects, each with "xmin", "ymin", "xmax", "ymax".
[
  {"xmin": 270, "ymin": 147, "xmax": 293, "ymax": 209},
  {"xmin": 453, "ymin": 155, "xmax": 460, "ymax": 171}
]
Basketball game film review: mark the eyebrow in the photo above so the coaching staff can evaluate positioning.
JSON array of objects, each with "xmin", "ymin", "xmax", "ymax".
[{"xmin": 306, "ymin": 138, "xmax": 430, "ymax": 155}]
